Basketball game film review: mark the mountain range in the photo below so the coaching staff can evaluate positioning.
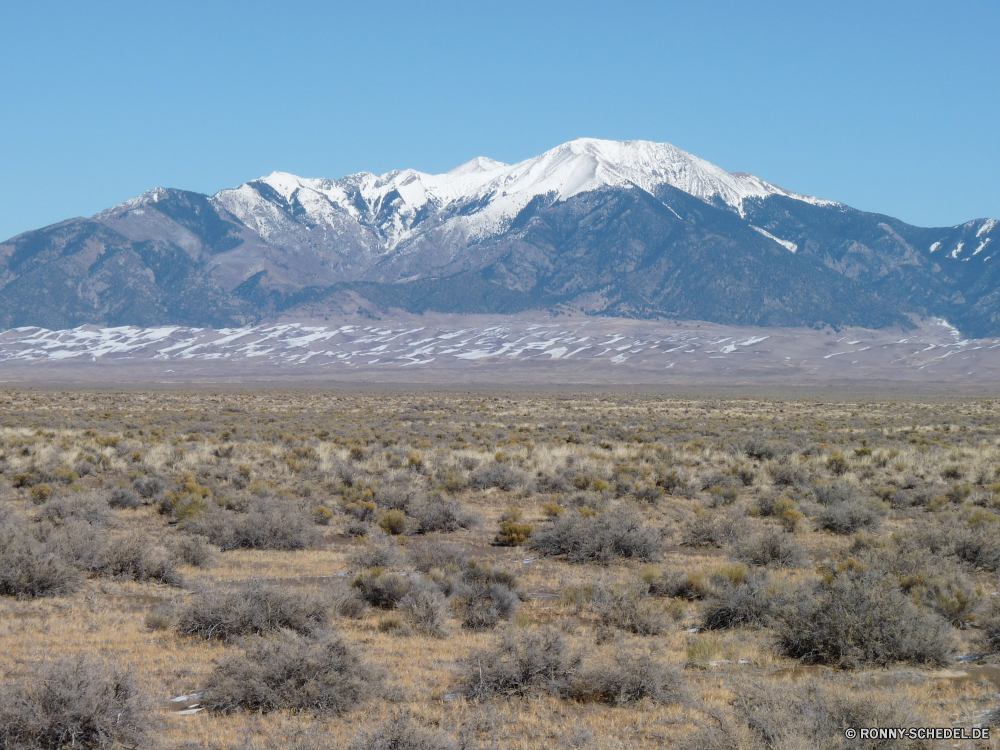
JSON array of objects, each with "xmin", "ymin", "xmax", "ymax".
[{"xmin": 1, "ymin": 138, "xmax": 997, "ymax": 336}]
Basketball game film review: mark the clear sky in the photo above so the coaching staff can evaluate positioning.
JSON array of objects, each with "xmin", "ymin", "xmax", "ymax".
[{"xmin": 2, "ymin": 0, "xmax": 997, "ymax": 241}]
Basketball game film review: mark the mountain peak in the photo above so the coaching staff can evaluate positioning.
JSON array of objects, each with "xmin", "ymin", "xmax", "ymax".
[{"xmin": 446, "ymin": 156, "xmax": 508, "ymax": 176}]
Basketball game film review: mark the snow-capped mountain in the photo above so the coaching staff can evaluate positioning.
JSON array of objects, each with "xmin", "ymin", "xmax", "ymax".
[
  {"xmin": 206, "ymin": 138, "xmax": 836, "ymax": 259},
  {"xmin": 1, "ymin": 138, "xmax": 998, "ymax": 335}
]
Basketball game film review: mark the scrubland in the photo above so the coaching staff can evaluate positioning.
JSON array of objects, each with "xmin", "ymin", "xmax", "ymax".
[{"xmin": 2, "ymin": 389, "xmax": 1000, "ymax": 748}]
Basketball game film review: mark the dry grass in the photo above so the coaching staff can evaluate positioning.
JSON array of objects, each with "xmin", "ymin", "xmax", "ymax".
[{"xmin": 2, "ymin": 390, "xmax": 1000, "ymax": 748}]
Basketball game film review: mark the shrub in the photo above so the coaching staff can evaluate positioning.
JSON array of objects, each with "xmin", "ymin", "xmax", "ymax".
[
  {"xmin": 590, "ymin": 582, "xmax": 666, "ymax": 635},
  {"xmin": 377, "ymin": 612, "xmax": 407, "ymax": 633},
  {"xmin": 733, "ymin": 530, "xmax": 806, "ymax": 568},
  {"xmin": 980, "ymin": 599, "xmax": 1000, "ymax": 653},
  {"xmin": 815, "ymin": 497, "xmax": 886, "ymax": 534},
  {"xmin": 461, "ymin": 628, "xmax": 581, "ymax": 700},
  {"xmin": 0, "ymin": 520, "xmax": 80, "ymax": 598},
  {"xmin": 456, "ymin": 581, "xmax": 520, "ymax": 630},
  {"xmin": 680, "ymin": 678, "xmax": 928, "ymax": 750},
  {"xmin": 826, "ymin": 454, "xmax": 849, "ymax": 475},
  {"xmin": 494, "ymin": 506, "xmax": 533, "ymax": 546},
  {"xmin": 202, "ymin": 633, "xmax": 382, "ymax": 715},
  {"xmin": 0, "ymin": 656, "xmax": 150, "ymax": 750},
  {"xmin": 132, "ymin": 475, "xmax": 163, "ymax": 499},
  {"xmin": 352, "ymin": 569, "xmax": 411, "ymax": 609},
  {"xmin": 768, "ymin": 464, "xmax": 808, "ymax": 487},
  {"xmin": 345, "ymin": 519, "xmax": 371, "ymax": 537},
  {"xmin": 177, "ymin": 579, "xmax": 329, "ymax": 641},
  {"xmin": 378, "ymin": 509, "xmax": 407, "ymax": 535},
  {"xmin": 702, "ymin": 573, "xmax": 775, "ymax": 630},
  {"xmin": 952, "ymin": 526, "xmax": 1000, "ymax": 570},
  {"xmin": 38, "ymin": 496, "xmax": 111, "ymax": 527},
  {"xmin": 919, "ymin": 578, "xmax": 983, "ymax": 628},
  {"xmin": 108, "ymin": 488, "xmax": 141, "ymax": 510},
  {"xmin": 172, "ymin": 534, "xmax": 217, "ymax": 568},
  {"xmin": 813, "ymin": 481, "xmax": 858, "ymax": 505},
  {"xmin": 349, "ymin": 532, "xmax": 402, "ymax": 570},
  {"xmin": 398, "ymin": 582, "xmax": 449, "ymax": 638},
  {"xmin": 183, "ymin": 500, "xmax": 323, "ymax": 551},
  {"xmin": 411, "ymin": 495, "xmax": 476, "ymax": 533},
  {"xmin": 707, "ymin": 485, "xmax": 739, "ymax": 507},
  {"xmin": 408, "ymin": 541, "xmax": 466, "ymax": 572},
  {"xmin": 530, "ymin": 505, "xmax": 659, "ymax": 564},
  {"xmin": 742, "ymin": 438, "xmax": 777, "ymax": 461},
  {"xmin": 97, "ymin": 532, "xmax": 183, "ymax": 586},
  {"xmin": 375, "ymin": 484, "xmax": 423, "ymax": 513},
  {"xmin": 470, "ymin": 462, "xmax": 527, "ymax": 491},
  {"xmin": 40, "ymin": 518, "xmax": 109, "ymax": 572},
  {"xmin": 145, "ymin": 605, "xmax": 174, "ymax": 631},
  {"xmin": 573, "ymin": 646, "xmax": 683, "ymax": 706},
  {"xmin": 682, "ymin": 511, "xmax": 747, "ymax": 548},
  {"xmin": 773, "ymin": 568, "xmax": 953, "ymax": 668},
  {"xmin": 345, "ymin": 500, "xmax": 378, "ymax": 522},
  {"xmin": 349, "ymin": 715, "xmax": 460, "ymax": 750},
  {"xmin": 312, "ymin": 505, "xmax": 334, "ymax": 525},
  {"xmin": 29, "ymin": 483, "xmax": 54, "ymax": 503},
  {"xmin": 652, "ymin": 570, "xmax": 711, "ymax": 600}
]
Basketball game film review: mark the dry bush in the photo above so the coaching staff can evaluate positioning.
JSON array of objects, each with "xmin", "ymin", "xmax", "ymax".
[
  {"xmin": 652, "ymin": 569, "xmax": 712, "ymax": 600},
  {"xmin": 774, "ymin": 568, "xmax": 953, "ymax": 668},
  {"xmin": 408, "ymin": 541, "xmax": 466, "ymax": 572},
  {"xmin": 411, "ymin": 495, "xmax": 477, "ymax": 533},
  {"xmin": 733, "ymin": 529, "xmax": 806, "ymax": 568},
  {"xmin": 530, "ymin": 505, "xmax": 659, "ymax": 563},
  {"xmin": 132, "ymin": 475, "xmax": 163, "ymax": 499},
  {"xmin": 0, "ymin": 518, "xmax": 80, "ymax": 598},
  {"xmin": 374, "ymin": 483, "xmax": 424, "ymax": 513},
  {"xmin": 177, "ymin": 579, "xmax": 329, "ymax": 641},
  {"xmin": 813, "ymin": 481, "xmax": 859, "ymax": 506},
  {"xmin": 377, "ymin": 509, "xmax": 407, "ymax": 535},
  {"xmin": 590, "ymin": 581, "xmax": 667, "ymax": 635},
  {"xmin": 349, "ymin": 531, "xmax": 402, "ymax": 569},
  {"xmin": 952, "ymin": 526, "xmax": 1000, "ymax": 571},
  {"xmin": 171, "ymin": 534, "xmax": 217, "ymax": 568},
  {"xmin": 573, "ymin": 645, "xmax": 684, "ymax": 706},
  {"xmin": 183, "ymin": 499, "xmax": 323, "ymax": 551},
  {"xmin": 470, "ymin": 462, "xmax": 528, "ymax": 491},
  {"xmin": 397, "ymin": 581, "xmax": 449, "ymax": 637},
  {"xmin": 450, "ymin": 559, "xmax": 521, "ymax": 629},
  {"xmin": 461, "ymin": 627, "xmax": 581, "ymax": 700},
  {"xmin": 0, "ymin": 656, "xmax": 150, "ymax": 750},
  {"xmin": 37, "ymin": 496, "xmax": 111, "ymax": 527},
  {"xmin": 682, "ymin": 678, "xmax": 929, "ymax": 750},
  {"xmin": 38, "ymin": 518, "xmax": 109, "ymax": 572},
  {"xmin": 980, "ymin": 598, "xmax": 1000, "ymax": 653},
  {"xmin": 702, "ymin": 572, "xmax": 776, "ymax": 630},
  {"xmin": 494, "ymin": 506, "xmax": 533, "ymax": 546},
  {"xmin": 202, "ymin": 632, "xmax": 382, "ymax": 715},
  {"xmin": 683, "ymin": 510, "xmax": 747, "ymax": 548},
  {"xmin": 456, "ymin": 582, "xmax": 520, "ymax": 630},
  {"xmin": 815, "ymin": 494, "xmax": 887, "ymax": 534},
  {"xmin": 352, "ymin": 569, "xmax": 411, "ymax": 609},
  {"xmin": 349, "ymin": 715, "xmax": 464, "ymax": 750},
  {"xmin": 108, "ymin": 487, "xmax": 141, "ymax": 510},
  {"xmin": 96, "ymin": 531, "xmax": 182, "ymax": 585},
  {"xmin": 767, "ymin": 463, "xmax": 809, "ymax": 488}
]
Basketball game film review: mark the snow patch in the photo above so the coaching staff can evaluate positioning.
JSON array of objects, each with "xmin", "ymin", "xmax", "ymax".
[{"xmin": 750, "ymin": 225, "xmax": 798, "ymax": 253}]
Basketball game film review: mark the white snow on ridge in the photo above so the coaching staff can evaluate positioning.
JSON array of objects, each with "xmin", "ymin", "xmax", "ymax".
[
  {"xmin": 750, "ymin": 225, "xmax": 798, "ymax": 253},
  {"xmin": 977, "ymin": 219, "xmax": 997, "ymax": 237},
  {"xmin": 205, "ymin": 139, "xmax": 838, "ymax": 251}
]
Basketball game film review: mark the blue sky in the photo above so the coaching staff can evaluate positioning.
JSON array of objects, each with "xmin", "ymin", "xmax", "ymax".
[{"xmin": 1, "ymin": 1, "xmax": 997, "ymax": 241}]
